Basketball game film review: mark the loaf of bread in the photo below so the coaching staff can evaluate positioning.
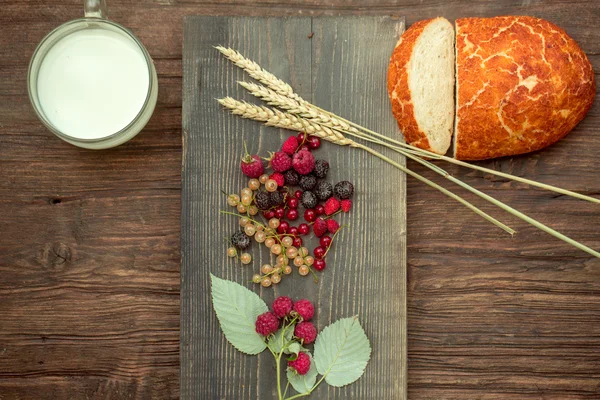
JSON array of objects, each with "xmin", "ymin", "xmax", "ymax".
[
  {"xmin": 387, "ymin": 17, "xmax": 455, "ymax": 155},
  {"xmin": 387, "ymin": 16, "xmax": 596, "ymax": 160},
  {"xmin": 454, "ymin": 16, "xmax": 596, "ymax": 160}
]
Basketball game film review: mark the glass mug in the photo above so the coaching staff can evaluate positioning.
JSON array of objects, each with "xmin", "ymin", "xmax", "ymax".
[{"xmin": 27, "ymin": 0, "xmax": 158, "ymax": 149}]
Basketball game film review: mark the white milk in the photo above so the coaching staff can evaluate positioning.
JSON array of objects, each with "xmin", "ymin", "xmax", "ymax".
[{"xmin": 37, "ymin": 28, "xmax": 150, "ymax": 140}]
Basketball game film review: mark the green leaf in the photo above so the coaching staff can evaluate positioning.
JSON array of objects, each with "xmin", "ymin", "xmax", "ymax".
[
  {"xmin": 313, "ymin": 317, "xmax": 371, "ymax": 387},
  {"xmin": 210, "ymin": 274, "xmax": 268, "ymax": 355},
  {"xmin": 286, "ymin": 352, "xmax": 318, "ymax": 394},
  {"xmin": 285, "ymin": 341, "xmax": 304, "ymax": 356},
  {"xmin": 268, "ymin": 327, "xmax": 293, "ymax": 354}
]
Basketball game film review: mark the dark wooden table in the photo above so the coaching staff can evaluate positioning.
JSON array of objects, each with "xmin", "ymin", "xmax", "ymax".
[{"xmin": 1, "ymin": 1, "xmax": 599, "ymax": 399}]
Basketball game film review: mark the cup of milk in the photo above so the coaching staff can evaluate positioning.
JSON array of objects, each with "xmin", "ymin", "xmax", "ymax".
[{"xmin": 27, "ymin": 0, "xmax": 158, "ymax": 149}]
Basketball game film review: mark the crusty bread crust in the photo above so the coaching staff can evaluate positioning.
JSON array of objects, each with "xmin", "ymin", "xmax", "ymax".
[
  {"xmin": 387, "ymin": 18, "xmax": 437, "ymax": 152},
  {"xmin": 455, "ymin": 16, "xmax": 596, "ymax": 160}
]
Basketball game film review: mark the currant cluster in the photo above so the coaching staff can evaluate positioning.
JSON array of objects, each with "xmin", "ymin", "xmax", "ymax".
[
  {"xmin": 225, "ymin": 133, "xmax": 355, "ymax": 287},
  {"xmin": 255, "ymin": 297, "xmax": 316, "ymax": 375}
]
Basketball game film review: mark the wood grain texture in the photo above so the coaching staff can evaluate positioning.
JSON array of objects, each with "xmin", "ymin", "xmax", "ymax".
[
  {"xmin": 0, "ymin": 1, "xmax": 599, "ymax": 399},
  {"xmin": 181, "ymin": 16, "xmax": 406, "ymax": 399}
]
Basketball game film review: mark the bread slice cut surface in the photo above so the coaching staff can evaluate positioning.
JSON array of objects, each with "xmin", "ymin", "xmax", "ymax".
[{"xmin": 388, "ymin": 17, "xmax": 455, "ymax": 155}]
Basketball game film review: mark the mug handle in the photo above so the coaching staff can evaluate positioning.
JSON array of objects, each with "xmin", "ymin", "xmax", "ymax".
[{"xmin": 84, "ymin": 0, "xmax": 107, "ymax": 19}]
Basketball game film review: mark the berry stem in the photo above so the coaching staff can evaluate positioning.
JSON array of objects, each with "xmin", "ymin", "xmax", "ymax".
[
  {"xmin": 283, "ymin": 381, "xmax": 290, "ymax": 399},
  {"xmin": 276, "ymin": 352, "xmax": 283, "ymax": 400},
  {"xmin": 219, "ymin": 210, "xmax": 267, "ymax": 230},
  {"xmin": 323, "ymin": 224, "xmax": 347, "ymax": 258},
  {"xmin": 275, "ymin": 316, "xmax": 299, "ymax": 400}
]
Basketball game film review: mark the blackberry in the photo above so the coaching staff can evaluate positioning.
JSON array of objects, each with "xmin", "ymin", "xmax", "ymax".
[
  {"xmin": 334, "ymin": 181, "xmax": 354, "ymax": 200},
  {"xmin": 314, "ymin": 180, "xmax": 333, "ymax": 201},
  {"xmin": 254, "ymin": 191, "xmax": 271, "ymax": 210},
  {"xmin": 299, "ymin": 175, "xmax": 317, "ymax": 191},
  {"xmin": 270, "ymin": 191, "xmax": 285, "ymax": 207},
  {"xmin": 300, "ymin": 191, "xmax": 318, "ymax": 209},
  {"xmin": 231, "ymin": 231, "xmax": 250, "ymax": 250},
  {"xmin": 313, "ymin": 159, "xmax": 329, "ymax": 179},
  {"xmin": 284, "ymin": 169, "xmax": 300, "ymax": 186}
]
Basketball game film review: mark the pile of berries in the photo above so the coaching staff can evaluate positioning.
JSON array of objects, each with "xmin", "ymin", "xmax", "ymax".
[
  {"xmin": 225, "ymin": 133, "xmax": 355, "ymax": 287},
  {"xmin": 255, "ymin": 297, "xmax": 316, "ymax": 375}
]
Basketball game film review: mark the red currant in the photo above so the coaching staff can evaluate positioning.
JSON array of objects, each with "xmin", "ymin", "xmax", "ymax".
[
  {"xmin": 298, "ymin": 145, "xmax": 310, "ymax": 152},
  {"xmin": 308, "ymin": 136, "xmax": 321, "ymax": 150},
  {"xmin": 264, "ymin": 210, "xmax": 275, "ymax": 219},
  {"xmin": 288, "ymin": 197, "xmax": 299, "ymax": 209},
  {"xmin": 315, "ymin": 205, "xmax": 325, "ymax": 216},
  {"xmin": 275, "ymin": 207, "xmax": 285, "ymax": 218},
  {"xmin": 320, "ymin": 235, "xmax": 332, "ymax": 248},
  {"xmin": 313, "ymin": 259, "xmax": 326, "ymax": 271},
  {"xmin": 294, "ymin": 190, "xmax": 303, "ymax": 199},
  {"xmin": 286, "ymin": 209, "xmax": 299, "ymax": 221},
  {"xmin": 288, "ymin": 226, "xmax": 298, "ymax": 236},
  {"xmin": 313, "ymin": 246, "xmax": 326, "ymax": 259},
  {"xmin": 277, "ymin": 220, "xmax": 289, "ymax": 234},
  {"xmin": 298, "ymin": 223, "xmax": 310, "ymax": 235},
  {"xmin": 304, "ymin": 209, "xmax": 316, "ymax": 222},
  {"xmin": 297, "ymin": 132, "xmax": 306, "ymax": 143},
  {"xmin": 293, "ymin": 237, "xmax": 303, "ymax": 247}
]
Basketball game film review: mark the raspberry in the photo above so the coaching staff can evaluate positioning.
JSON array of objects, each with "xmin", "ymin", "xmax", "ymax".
[
  {"xmin": 314, "ymin": 180, "xmax": 333, "ymax": 201},
  {"xmin": 334, "ymin": 181, "xmax": 354, "ymax": 199},
  {"xmin": 292, "ymin": 150, "xmax": 315, "ymax": 175},
  {"xmin": 324, "ymin": 197, "xmax": 341, "ymax": 215},
  {"xmin": 293, "ymin": 299, "xmax": 314, "ymax": 321},
  {"xmin": 299, "ymin": 175, "xmax": 317, "ymax": 191},
  {"xmin": 254, "ymin": 191, "xmax": 271, "ymax": 210},
  {"xmin": 300, "ymin": 191, "xmax": 317, "ymax": 209},
  {"xmin": 313, "ymin": 218, "xmax": 327, "ymax": 237},
  {"xmin": 294, "ymin": 321, "xmax": 317, "ymax": 344},
  {"xmin": 231, "ymin": 231, "xmax": 250, "ymax": 249},
  {"xmin": 270, "ymin": 151, "xmax": 292, "ymax": 172},
  {"xmin": 288, "ymin": 352, "xmax": 311, "ymax": 376},
  {"xmin": 269, "ymin": 172, "xmax": 285, "ymax": 187},
  {"xmin": 270, "ymin": 191, "xmax": 285, "ymax": 206},
  {"xmin": 281, "ymin": 136, "xmax": 300, "ymax": 155},
  {"xmin": 284, "ymin": 169, "xmax": 300, "ymax": 186},
  {"xmin": 272, "ymin": 296, "xmax": 294, "ymax": 318},
  {"xmin": 313, "ymin": 159, "xmax": 329, "ymax": 179},
  {"xmin": 326, "ymin": 219, "xmax": 340, "ymax": 234},
  {"xmin": 341, "ymin": 199, "xmax": 352, "ymax": 213},
  {"xmin": 255, "ymin": 312, "xmax": 280, "ymax": 336},
  {"xmin": 241, "ymin": 154, "xmax": 264, "ymax": 178}
]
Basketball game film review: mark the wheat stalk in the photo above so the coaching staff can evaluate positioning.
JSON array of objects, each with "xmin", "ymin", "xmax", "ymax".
[
  {"xmin": 217, "ymin": 47, "xmax": 600, "ymax": 258},
  {"xmin": 219, "ymin": 46, "xmax": 600, "ymax": 205},
  {"xmin": 219, "ymin": 97, "xmax": 515, "ymax": 235}
]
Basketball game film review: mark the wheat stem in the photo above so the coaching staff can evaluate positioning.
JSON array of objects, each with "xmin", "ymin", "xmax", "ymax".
[
  {"xmin": 218, "ymin": 47, "xmax": 600, "ymax": 258},
  {"xmin": 315, "ymin": 106, "xmax": 600, "ymax": 204}
]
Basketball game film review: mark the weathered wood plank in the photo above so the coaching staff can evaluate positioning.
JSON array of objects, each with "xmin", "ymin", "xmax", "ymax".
[
  {"xmin": 181, "ymin": 15, "xmax": 406, "ymax": 399},
  {"xmin": 1, "ymin": 1, "xmax": 600, "ymax": 399}
]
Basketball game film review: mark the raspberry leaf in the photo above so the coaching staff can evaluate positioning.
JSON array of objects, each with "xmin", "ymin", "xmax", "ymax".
[
  {"xmin": 313, "ymin": 317, "xmax": 371, "ymax": 387},
  {"xmin": 268, "ymin": 327, "xmax": 293, "ymax": 354},
  {"xmin": 210, "ymin": 274, "xmax": 268, "ymax": 355},
  {"xmin": 284, "ymin": 341, "xmax": 307, "ymax": 356},
  {"xmin": 286, "ymin": 352, "xmax": 318, "ymax": 394}
]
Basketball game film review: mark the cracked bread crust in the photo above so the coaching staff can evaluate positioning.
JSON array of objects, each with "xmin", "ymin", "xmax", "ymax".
[{"xmin": 454, "ymin": 16, "xmax": 596, "ymax": 160}]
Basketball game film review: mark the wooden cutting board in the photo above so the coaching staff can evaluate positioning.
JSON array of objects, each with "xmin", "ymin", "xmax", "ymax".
[{"xmin": 181, "ymin": 16, "xmax": 406, "ymax": 399}]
